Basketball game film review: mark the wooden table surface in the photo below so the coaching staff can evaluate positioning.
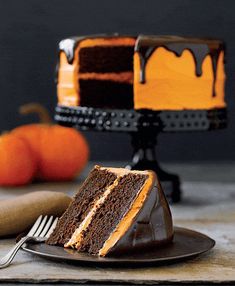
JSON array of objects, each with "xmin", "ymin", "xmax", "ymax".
[{"xmin": 0, "ymin": 162, "xmax": 235, "ymax": 285}]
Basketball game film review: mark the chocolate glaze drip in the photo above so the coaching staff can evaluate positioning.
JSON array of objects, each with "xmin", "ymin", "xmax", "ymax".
[
  {"xmin": 109, "ymin": 180, "xmax": 174, "ymax": 256},
  {"xmin": 135, "ymin": 35, "xmax": 225, "ymax": 97},
  {"xmin": 132, "ymin": 185, "xmax": 158, "ymax": 246},
  {"xmin": 59, "ymin": 37, "xmax": 80, "ymax": 64}
]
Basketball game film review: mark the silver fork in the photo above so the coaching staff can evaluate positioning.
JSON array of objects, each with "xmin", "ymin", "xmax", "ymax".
[{"xmin": 0, "ymin": 215, "xmax": 58, "ymax": 269}]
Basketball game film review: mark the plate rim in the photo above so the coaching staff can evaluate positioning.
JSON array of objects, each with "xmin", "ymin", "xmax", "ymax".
[{"xmin": 22, "ymin": 226, "xmax": 215, "ymax": 264}]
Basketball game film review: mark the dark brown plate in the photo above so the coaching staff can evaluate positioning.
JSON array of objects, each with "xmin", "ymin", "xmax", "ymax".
[{"xmin": 22, "ymin": 227, "xmax": 215, "ymax": 266}]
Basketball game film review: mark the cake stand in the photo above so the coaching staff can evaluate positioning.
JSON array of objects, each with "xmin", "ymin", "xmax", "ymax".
[{"xmin": 55, "ymin": 105, "xmax": 227, "ymax": 202}]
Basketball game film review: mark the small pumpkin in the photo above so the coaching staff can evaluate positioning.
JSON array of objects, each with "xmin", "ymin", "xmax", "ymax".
[
  {"xmin": 0, "ymin": 133, "xmax": 37, "ymax": 186},
  {"xmin": 12, "ymin": 103, "xmax": 89, "ymax": 181}
]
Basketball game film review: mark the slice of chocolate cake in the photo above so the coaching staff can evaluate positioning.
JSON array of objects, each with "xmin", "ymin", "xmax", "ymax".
[{"xmin": 47, "ymin": 165, "xmax": 173, "ymax": 256}]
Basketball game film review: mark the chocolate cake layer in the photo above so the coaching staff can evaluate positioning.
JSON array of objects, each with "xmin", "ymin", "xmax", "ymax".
[
  {"xmin": 79, "ymin": 79, "xmax": 133, "ymax": 109},
  {"xmin": 77, "ymin": 173, "xmax": 147, "ymax": 255},
  {"xmin": 79, "ymin": 46, "xmax": 134, "ymax": 73},
  {"xmin": 47, "ymin": 168, "xmax": 117, "ymax": 246}
]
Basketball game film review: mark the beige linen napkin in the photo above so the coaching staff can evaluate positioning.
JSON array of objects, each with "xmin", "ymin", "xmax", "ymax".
[{"xmin": 0, "ymin": 191, "xmax": 71, "ymax": 237}]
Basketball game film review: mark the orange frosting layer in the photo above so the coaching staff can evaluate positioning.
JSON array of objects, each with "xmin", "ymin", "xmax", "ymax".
[
  {"xmin": 134, "ymin": 48, "xmax": 226, "ymax": 110},
  {"xmin": 58, "ymin": 52, "xmax": 79, "ymax": 106},
  {"xmin": 78, "ymin": 71, "xmax": 133, "ymax": 83}
]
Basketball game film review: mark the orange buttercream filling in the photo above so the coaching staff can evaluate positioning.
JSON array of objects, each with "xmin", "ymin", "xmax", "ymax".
[
  {"xmin": 99, "ymin": 171, "xmax": 156, "ymax": 256},
  {"xmin": 78, "ymin": 71, "xmax": 133, "ymax": 84}
]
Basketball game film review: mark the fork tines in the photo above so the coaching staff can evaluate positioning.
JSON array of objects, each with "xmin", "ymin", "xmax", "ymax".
[{"xmin": 27, "ymin": 215, "xmax": 58, "ymax": 238}]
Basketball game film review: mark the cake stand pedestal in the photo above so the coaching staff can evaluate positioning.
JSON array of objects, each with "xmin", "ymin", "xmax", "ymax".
[
  {"xmin": 55, "ymin": 106, "xmax": 227, "ymax": 202},
  {"xmin": 126, "ymin": 131, "xmax": 181, "ymax": 202}
]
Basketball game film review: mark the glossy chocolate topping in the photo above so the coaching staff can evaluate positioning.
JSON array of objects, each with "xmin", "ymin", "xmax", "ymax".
[
  {"xmin": 108, "ymin": 178, "xmax": 174, "ymax": 256},
  {"xmin": 135, "ymin": 35, "xmax": 225, "ymax": 97}
]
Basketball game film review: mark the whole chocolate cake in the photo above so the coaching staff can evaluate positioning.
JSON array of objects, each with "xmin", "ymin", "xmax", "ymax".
[
  {"xmin": 47, "ymin": 165, "xmax": 173, "ymax": 256},
  {"xmin": 56, "ymin": 34, "xmax": 226, "ymax": 111}
]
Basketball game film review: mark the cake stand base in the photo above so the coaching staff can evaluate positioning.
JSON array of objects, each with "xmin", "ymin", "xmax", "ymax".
[{"xmin": 126, "ymin": 132, "xmax": 180, "ymax": 203}]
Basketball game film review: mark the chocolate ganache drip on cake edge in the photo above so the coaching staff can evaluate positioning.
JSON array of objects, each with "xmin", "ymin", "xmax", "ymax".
[{"xmin": 135, "ymin": 35, "xmax": 225, "ymax": 97}]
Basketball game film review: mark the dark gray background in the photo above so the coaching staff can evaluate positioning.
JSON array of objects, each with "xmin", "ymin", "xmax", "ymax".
[{"xmin": 0, "ymin": 0, "xmax": 234, "ymax": 162}]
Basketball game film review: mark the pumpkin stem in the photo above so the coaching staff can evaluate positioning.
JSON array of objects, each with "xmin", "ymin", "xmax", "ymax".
[{"xmin": 19, "ymin": 103, "xmax": 52, "ymax": 124}]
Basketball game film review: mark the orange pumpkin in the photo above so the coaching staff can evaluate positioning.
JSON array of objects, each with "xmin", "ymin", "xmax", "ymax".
[
  {"xmin": 12, "ymin": 103, "xmax": 89, "ymax": 181},
  {"xmin": 0, "ymin": 134, "xmax": 37, "ymax": 186}
]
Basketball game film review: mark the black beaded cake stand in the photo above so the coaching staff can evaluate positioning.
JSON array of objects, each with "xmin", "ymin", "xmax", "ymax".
[{"xmin": 55, "ymin": 105, "xmax": 227, "ymax": 202}]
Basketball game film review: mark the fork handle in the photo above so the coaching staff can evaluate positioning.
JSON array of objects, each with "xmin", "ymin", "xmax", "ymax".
[{"xmin": 0, "ymin": 236, "xmax": 32, "ymax": 269}]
